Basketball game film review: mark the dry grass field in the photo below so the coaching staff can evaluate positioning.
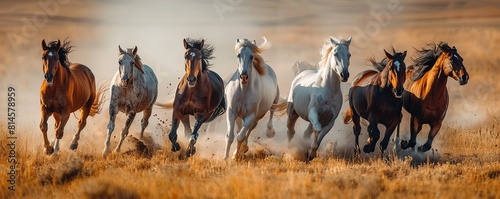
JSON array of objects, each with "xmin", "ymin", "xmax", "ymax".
[{"xmin": 1, "ymin": 0, "xmax": 500, "ymax": 198}]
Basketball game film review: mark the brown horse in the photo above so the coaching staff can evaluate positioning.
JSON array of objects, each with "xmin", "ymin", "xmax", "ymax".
[
  {"xmin": 399, "ymin": 42, "xmax": 469, "ymax": 152},
  {"xmin": 165, "ymin": 38, "xmax": 225, "ymax": 157},
  {"xmin": 343, "ymin": 49, "xmax": 407, "ymax": 156},
  {"xmin": 39, "ymin": 39, "xmax": 105, "ymax": 155}
]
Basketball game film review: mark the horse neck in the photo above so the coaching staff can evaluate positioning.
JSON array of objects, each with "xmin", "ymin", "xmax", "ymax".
[
  {"xmin": 420, "ymin": 56, "xmax": 449, "ymax": 97},
  {"xmin": 318, "ymin": 54, "xmax": 341, "ymax": 87},
  {"xmin": 53, "ymin": 63, "xmax": 70, "ymax": 86}
]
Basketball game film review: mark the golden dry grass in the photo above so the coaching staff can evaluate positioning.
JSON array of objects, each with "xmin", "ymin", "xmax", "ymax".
[{"xmin": 1, "ymin": 120, "xmax": 499, "ymax": 199}]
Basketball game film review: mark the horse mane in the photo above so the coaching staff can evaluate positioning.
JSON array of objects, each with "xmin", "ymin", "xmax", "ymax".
[
  {"xmin": 47, "ymin": 39, "xmax": 72, "ymax": 68},
  {"xmin": 234, "ymin": 38, "xmax": 271, "ymax": 75},
  {"xmin": 410, "ymin": 42, "xmax": 449, "ymax": 81},
  {"xmin": 185, "ymin": 38, "xmax": 215, "ymax": 72},
  {"xmin": 318, "ymin": 37, "xmax": 350, "ymax": 68},
  {"xmin": 125, "ymin": 48, "xmax": 145, "ymax": 73}
]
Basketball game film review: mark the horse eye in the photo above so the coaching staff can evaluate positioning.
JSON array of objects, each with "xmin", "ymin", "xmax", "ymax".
[
  {"xmin": 237, "ymin": 54, "xmax": 241, "ymax": 58},
  {"xmin": 131, "ymin": 61, "xmax": 134, "ymax": 65},
  {"xmin": 334, "ymin": 53, "xmax": 338, "ymax": 56},
  {"xmin": 348, "ymin": 54, "xmax": 351, "ymax": 57}
]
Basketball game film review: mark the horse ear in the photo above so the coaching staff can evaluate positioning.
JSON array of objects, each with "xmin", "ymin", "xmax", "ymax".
[
  {"xmin": 200, "ymin": 39, "xmax": 204, "ymax": 49},
  {"xmin": 41, "ymin": 39, "xmax": 47, "ymax": 51},
  {"xmin": 118, "ymin": 45, "xmax": 125, "ymax": 55},
  {"xmin": 133, "ymin": 46, "xmax": 138, "ymax": 56},
  {"xmin": 56, "ymin": 39, "xmax": 61, "ymax": 50},
  {"xmin": 402, "ymin": 50, "xmax": 407, "ymax": 60},
  {"xmin": 183, "ymin": 39, "xmax": 190, "ymax": 49},
  {"xmin": 384, "ymin": 49, "xmax": 394, "ymax": 59},
  {"xmin": 346, "ymin": 36, "xmax": 352, "ymax": 45},
  {"xmin": 330, "ymin": 37, "xmax": 339, "ymax": 45},
  {"xmin": 236, "ymin": 39, "xmax": 241, "ymax": 44},
  {"xmin": 252, "ymin": 40, "xmax": 256, "ymax": 45}
]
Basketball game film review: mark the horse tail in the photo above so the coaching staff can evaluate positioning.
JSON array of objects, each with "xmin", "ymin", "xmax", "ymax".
[
  {"xmin": 89, "ymin": 83, "xmax": 107, "ymax": 117},
  {"xmin": 271, "ymin": 97, "xmax": 288, "ymax": 116},
  {"xmin": 155, "ymin": 101, "xmax": 174, "ymax": 109},
  {"xmin": 343, "ymin": 107, "xmax": 353, "ymax": 124}
]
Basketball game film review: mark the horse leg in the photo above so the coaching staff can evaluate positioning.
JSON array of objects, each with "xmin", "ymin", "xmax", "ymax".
[
  {"xmin": 70, "ymin": 104, "xmax": 91, "ymax": 150},
  {"xmin": 181, "ymin": 115, "xmax": 192, "ymax": 139},
  {"xmin": 352, "ymin": 112, "xmax": 362, "ymax": 155},
  {"xmin": 115, "ymin": 112, "xmax": 136, "ymax": 153},
  {"xmin": 401, "ymin": 116, "xmax": 422, "ymax": 150},
  {"xmin": 363, "ymin": 123, "xmax": 380, "ymax": 153},
  {"xmin": 265, "ymin": 107, "xmax": 276, "ymax": 138},
  {"xmin": 308, "ymin": 119, "xmax": 335, "ymax": 162},
  {"xmin": 393, "ymin": 115, "xmax": 402, "ymax": 153},
  {"xmin": 418, "ymin": 121, "xmax": 442, "ymax": 152},
  {"xmin": 306, "ymin": 108, "xmax": 324, "ymax": 161},
  {"xmin": 40, "ymin": 108, "xmax": 53, "ymax": 155},
  {"xmin": 103, "ymin": 102, "xmax": 118, "ymax": 157},
  {"xmin": 186, "ymin": 116, "xmax": 204, "ymax": 157},
  {"xmin": 234, "ymin": 114, "xmax": 256, "ymax": 159},
  {"xmin": 169, "ymin": 117, "xmax": 181, "ymax": 152},
  {"xmin": 54, "ymin": 111, "xmax": 70, "ymax": 154},
  {"xmin": 379, "ymin": 119, "xmax": 399, "ymax": 158},
  {"xmin": 140, "ymin": 106, "xmax": 153, "ymax": 138},
  {"xmin": 224, "ymin": 111, "xmax": 236, "ymax": 160},
  {"xmin": 286, "ymin": 103, "xmax": 299, "ymax": 143},
  {"xmin": 303, "ymin": 124, "xmax": 313, "ymax": 140}
]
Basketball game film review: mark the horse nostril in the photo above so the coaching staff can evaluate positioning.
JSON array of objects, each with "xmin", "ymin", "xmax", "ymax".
[{"xmin": 187, "ymin": 77, "xmax": 196, "ymax": 83}]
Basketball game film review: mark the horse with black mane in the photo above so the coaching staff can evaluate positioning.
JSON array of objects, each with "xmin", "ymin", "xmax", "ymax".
[
  {"xmin": 159, "ymin": 38, "xmax": 226, "ymax": 157},
  {"xmin": 398, "ymin": 42, "xmax": 469, "ymax": 152},
  {"xmin": 39, "ymin": 39, "xmax": 106, "ymax": 155},
  {"xmin": 343, "ymin": 49, "xmax": 407, "ymax": 156}
]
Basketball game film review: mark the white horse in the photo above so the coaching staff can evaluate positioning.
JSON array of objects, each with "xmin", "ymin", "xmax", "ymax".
[
  {"xmin": 102, "ymin": 46, "xmax": 158, "ymax": 157},
  {"xmin": 287, "ymin": 36, "xmax": 352, "ymax": 161},
  {"xmin": 224, "ymin": 38, "xmax": 283, "ymax": 160}
]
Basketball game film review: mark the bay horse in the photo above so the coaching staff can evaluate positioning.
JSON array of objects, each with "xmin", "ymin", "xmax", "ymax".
[
  {"xmin": 224, "ymin": 38, "xmax": 284, "ymax": 160},
  {"xmin": 102, "ymin": 46, "xmax": 158, "ymax": 157},
  {"xmin": 39, "ymin": 39, "xmax": 105, "ymax": 155},
  {"xmin": 287, "ymin": 36, "xmax": 352, "ymax": 161},
  {"xmin": 399, "ymin": 42, "xmax": 469, "ymax": 152},
  {"xmin": 343, "ymin": 49, "xmax": 407, "ymax": 156},
  {"xmin": 161, "ymin": 38, "xmax": 226, "ymax": 157}
]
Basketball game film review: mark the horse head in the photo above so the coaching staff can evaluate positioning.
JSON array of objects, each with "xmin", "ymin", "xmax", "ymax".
[
  {"xmin": 440, "ymin": 44, "xmax": 469, "ymax": 85},
  {"xmin": 118, "ymin": 45, "xmax": 138, "ymax": 88},
  {"xmin": 235, "ymin": 39, "xmax": 257, "ymax": 84},
  {"xmin": 41, "ymin": 39, "xmax": 61, "ymax": 86},
  {"xmin": 183, "ymin": 39, "xmax": 204, "ymax": 87},
  {"xmin": 384, "ymin": 49, "xmax": 407, "ymax": 98},
  {"xmin": 329, "ymin": 36, "xmax": 352, "ymax": 82}
]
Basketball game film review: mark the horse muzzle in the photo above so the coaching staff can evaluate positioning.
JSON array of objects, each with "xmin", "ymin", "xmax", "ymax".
[
  {"xmin": 459, "ymin": 74, "xmax": 469, "ymax": 85},
  {"xmin": 240, "ymin": 74, "xmax": 248, "ymax": 84},
  {"xmin": 187, "ymin": 76, "xmax": 197, "ymax": 87},
  {"xmin": 121, "ymin": 79, "xmax": 129, "ymax": 87},
  {"xmin": 44, "ymin": 73, "xmax": 54, "ymax": 85},
  {"xmin": 393, "ymin": 88, "xmax": 403, "ymax": 99},
  {"xmin": 340, "ymin": 72, "xmax": 349, "ymax": 82}
]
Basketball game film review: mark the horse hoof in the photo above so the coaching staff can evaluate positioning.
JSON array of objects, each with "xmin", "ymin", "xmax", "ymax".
[
  {"xmin": 241, "ymin": 145, "xmax": 249, "ymax": 153},
  {"xmin": 45, "ymin": 146, "xmax": 54, "ymax": 155},
  {"xmin": 363, "ymin": 145, "xmax": 374, "ymax": 153},
  {"xmin": 185, "ymin": 146, "xmax": 196, "ymax": 157},
  {"xmin": 418, "ymin": 144, "xmax": 431, "ymax": 152},
  {"xmin": 400, "ymin": 140, "xmax": 409, "ymax": 149},
  {"xmin": 307, "ymin": 149, "xmax": 316, "ymax": 162},
  {"xmin": 69, "ymin": 143, "xmax": 78, "ymax": 150},
  {"xmin": 266, "ymin": 128, "xmax": 275, "ymax": 138},
  {"xmin": 172, "ymin": 142, "xmax": 181, "ymax": 152}
]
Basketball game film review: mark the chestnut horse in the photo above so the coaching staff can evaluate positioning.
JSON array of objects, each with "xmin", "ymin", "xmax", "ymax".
[
  {"xmin": 39, "ymin": 39, "xmax": 105, "ymax": 155},
  {"xmin": 343, "ymin": 49, "xmax": 407, "ymax": 156},
  {"xmin": 160, "ymin": 38, "xmax": 226, "ymax": 157},
  {"xmin": 399, "ymin": 42, "xmax": 469, "ymax": 152}
]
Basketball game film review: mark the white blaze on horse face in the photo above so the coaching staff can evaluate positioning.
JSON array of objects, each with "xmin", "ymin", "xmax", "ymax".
[
  {"xmin": 190, "ymin": 52, "xmax": 196, "ymax": 59},
  {"xmin": 394, "ymin": 61, "xmax": 400, "ymax": 72},
  {"xmin": 48, "ymin": 52, "xmax": 53, "ymax": 57}
]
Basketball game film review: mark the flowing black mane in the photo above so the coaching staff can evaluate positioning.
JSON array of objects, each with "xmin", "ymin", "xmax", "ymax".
[
  {"xmin": 47, "ymin": 39, "xmax": 72, "ymax": 68},
  {"xmin": 184, "ymin": 38, "xmax": 215, "ymax": 72},
  {"xmin": 409, "ymin": 42, "xmax": 450, "ymax": 81}
]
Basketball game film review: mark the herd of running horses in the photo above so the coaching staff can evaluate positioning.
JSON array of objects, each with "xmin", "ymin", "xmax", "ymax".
[{"xmin": 38, "ymin": 36, "xmax": 469, "ymax": 161}]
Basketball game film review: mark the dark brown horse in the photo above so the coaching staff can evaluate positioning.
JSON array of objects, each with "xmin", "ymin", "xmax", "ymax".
[
  {"xmin": 399, "ymin": 42, "xmax": 469, "ymax": 152},
  {"xmin": 343, "ymin": 49, "xmax": 407, "ymax": 156},
  {"xmin": 39, "ymin": 39, "xmax": 106, "ymax": 155},
  {"xmin": 165, "ymin": 38, "xmax": 225, "ymax": 157}
]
